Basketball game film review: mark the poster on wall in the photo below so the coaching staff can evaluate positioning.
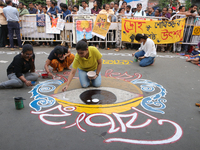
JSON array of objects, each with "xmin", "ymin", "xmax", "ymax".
[
  {"xmin": 46, "ymin": 15, "xmax": 60, "ymax": 34},
  {"xmin": 73, "ymin": 16, "xmax": 96, "ymax": 43},
  {"xmin": 92, "ymin": 14, "xmax": 111, "ymax": 39},
  {"xmin": 36, "ymin": 14, "xmax": 45, "ymax": 27}
]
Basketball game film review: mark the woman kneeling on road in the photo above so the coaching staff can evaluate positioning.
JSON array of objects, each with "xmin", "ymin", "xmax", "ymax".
[
  {"xmin": 132, "ymin": 34, "xmax": 156, "ymax": 67},
  {"xmin": 0, "ymin": 44, "xmax": 38, "ymax": 89},
  {"xmin": 62, "ymin": 39, "xmax": 102, "ymax": 92}
]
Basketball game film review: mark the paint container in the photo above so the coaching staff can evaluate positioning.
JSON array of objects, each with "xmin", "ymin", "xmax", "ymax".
[
  {"xmin": 31, "ymin": 81, "xmax": 36, "ymax": 85},
  {"xmin": 41, "ymin": 73, "xmax": 48, "ymax": 78},
  {"xmin": 133, "ymin": 56, "xmax": 138, "ymax": 62},
  {"xmin": 14, "ymin": 97, "xmax": 25, "ymax": 110},
  {"xmin": 87, "ymin": 71, "xmax": 96, "ymax": 78}
]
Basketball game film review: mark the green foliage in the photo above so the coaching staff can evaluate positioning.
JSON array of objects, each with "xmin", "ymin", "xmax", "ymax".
[
  {"xmin": 185, "ymin": 0, "xmax": 192, "ymax": 10},
  {"xmin": 158, "ymin": 0, "xmax": 182, "ymax": 10},
  {"xmin": 19, "ymin": 0, "xmax": 46, "ymax": 7},
  {"xmin": 158, "ymin": 0, "xmax": 170, "ymax": 10}
]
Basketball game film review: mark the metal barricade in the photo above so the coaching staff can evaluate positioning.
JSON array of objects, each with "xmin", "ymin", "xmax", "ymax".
[
  {"xmin": 64, "ymin": 14, "xmax": 118, "ymax": 49},
  {"xmin": 19, "ymin": 13, "xmax": 197, "ymax": 52},
  {"xmin": 20, "ymin": 14, "xmax": 64, "ymax": 45},
  {"xmin": 170, "ymin": 14, "xmax": 200, "ymax": 52}
]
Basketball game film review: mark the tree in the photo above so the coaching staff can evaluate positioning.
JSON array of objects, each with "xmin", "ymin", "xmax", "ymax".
[
  {"xmin": 158, "ymin": 0, "xmax": 178, "ymax": 10},
  {"xmin": 19, "ymin": 0, "xmax": 46, "ymax": 7}
]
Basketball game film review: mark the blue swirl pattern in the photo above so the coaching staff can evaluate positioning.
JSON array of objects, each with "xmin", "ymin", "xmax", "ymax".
[
  {"xmin": 131, "ymin": 79, "xmax": 167, "ymax": 114},
  {"xmin": 29, "ymin": 80, "xmax": 64, "ymax": 111}
]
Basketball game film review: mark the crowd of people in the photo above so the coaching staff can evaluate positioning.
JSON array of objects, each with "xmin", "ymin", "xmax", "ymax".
[
  {"xmin": 0, "ymin": 0, "xmax": 199, "ymax": 53},
  {"xmin": 0, "ymin": 0, "xmax": 200, "ymax": 51}
]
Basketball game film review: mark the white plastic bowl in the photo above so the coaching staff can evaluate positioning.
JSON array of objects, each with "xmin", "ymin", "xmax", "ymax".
[{"xmin": 87, "ymin": 71, "xmax": 96, "ymax": 78}]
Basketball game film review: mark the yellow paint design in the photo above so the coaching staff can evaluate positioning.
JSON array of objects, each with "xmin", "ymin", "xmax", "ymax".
[
  {"xmin": 192, "ymin": 26, "xmax": 200, "ymax": 35},
  {"xmin": 55, "ymin": 96, "xmax": 143, "ymax": 114},
  {"xmin": 54, "ymin": 77, "xmax": 143, "ymax": 114},
  {"xmin": 102, "ymin": 59, "xmax": 133, "ymax": 65}
]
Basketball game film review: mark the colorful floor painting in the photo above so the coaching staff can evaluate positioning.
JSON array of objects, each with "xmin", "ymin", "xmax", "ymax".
[{"xmin": 29, "ymin": 69, "xmax": 183, "ymax": 145}]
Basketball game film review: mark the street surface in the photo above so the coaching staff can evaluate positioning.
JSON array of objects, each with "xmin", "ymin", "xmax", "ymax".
[{"xmin": 0, "ymin": 47, "xmax": 200, "ymax": 150}]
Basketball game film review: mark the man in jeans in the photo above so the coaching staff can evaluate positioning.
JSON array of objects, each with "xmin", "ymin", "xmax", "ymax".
[{"xmin": 3, "ymin": 0, "xmax": 22, "ymax": 51}]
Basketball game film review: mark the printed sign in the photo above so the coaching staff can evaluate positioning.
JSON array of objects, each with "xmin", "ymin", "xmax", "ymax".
[
  {"xmin": 92, "ymin": 14, "xmax": 111, "ymax": 39},
  {"xmin": 192, "ymin": 26, "xmax": 200, "ymax": 36},
  {"xmin": 36, "ymin": 14, "xmax": 45, "ymax": 27},
  {"xmin": 121, "ymin": 18, "xmax": 186, "ymax": 44}
]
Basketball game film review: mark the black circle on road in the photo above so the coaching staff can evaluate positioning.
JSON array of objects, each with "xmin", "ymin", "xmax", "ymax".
[{"xmin": 80, "ymin": 89, "xmax": 117, "ymax": 104}]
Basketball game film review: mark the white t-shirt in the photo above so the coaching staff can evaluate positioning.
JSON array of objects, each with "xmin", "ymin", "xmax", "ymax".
[
  {"xmin": 139, "ymin": 38, "xmax": 156, "ymax": 57},
  {"xmin": 125, "ymin": 11, "xmax": 132, "ymax": 16},
  {"xmin": 134, "ymin": 10, "xmax": 146, "ymax": 17}
]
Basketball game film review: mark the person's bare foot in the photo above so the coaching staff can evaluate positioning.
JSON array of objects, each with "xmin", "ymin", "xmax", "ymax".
[
  {"xmin": 186, "ymin": 59, "xmax": 190, "ymax": 62},
  {"xmin": 115, "ymin": 48, "xmax": 119, "ymax": 52}
]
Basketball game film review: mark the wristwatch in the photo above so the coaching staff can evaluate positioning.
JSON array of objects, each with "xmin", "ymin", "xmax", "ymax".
[{"xmin": 96, "ymin": 73, "xmax": 99, "ymax": 76}]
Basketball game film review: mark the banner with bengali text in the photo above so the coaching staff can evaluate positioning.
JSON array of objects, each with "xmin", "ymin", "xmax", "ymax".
[{"xmin": 121, "ymin": 18, "xmax": 186, "ymax": 44}]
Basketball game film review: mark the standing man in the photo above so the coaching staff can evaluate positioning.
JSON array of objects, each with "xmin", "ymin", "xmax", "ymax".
[
  {"xmin": 113, "ymin": 2, "xmax": 119, "ymax": 15},
  {"xmin": 125, "ymin": 5, "xmax": 132, "ymax": 16},
  {"xmin": 121, "ymin": 1, "xmax": 127, "ymax": 9},
  {"xmin": 19, "ymin": 2, "xmax": 29, "ymax": 17},
  {"xmin": 146, "ymin": 7, "xmax": 155, "ymax": 16},
  {"xmin": 160, "ymin": 7, "xmax": 171, "ymax": 19},
  {"xmin": 48, "ymin": 1, "xmax": 57, "ymax": 16},
  {"xmin": 3, "ymin": 0, "xmax": 22, "ymax": 51},
  {"xmin": 155, "ymin": 9, "xmax": 161, "ymax": 17},
  {"xmin": 61, "ymin": 4, "xmax": 71, "ymax": 19},
  {"xmin": 78, "ymin": 0, "xmax": 91, "ymax": 14},
  {"xmin": 110, "ymin": 2, "xmax": 114, "ymax": 10},
  {"xmin": 37, "ymin": 4, "xmax": 43, "ymax": 14},
  {"xmin": 29, "ymin": 2, "xmax": 37, "ymax": 14},
  {"xmin": 133, "ymin": 3, "xmax": 146, "ymax": 17}
]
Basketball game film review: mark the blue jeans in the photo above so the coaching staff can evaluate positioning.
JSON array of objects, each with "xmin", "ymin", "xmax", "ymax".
[
  {"xmin": 182, "ymin": 26, "xmax": 194, "ymax": 52},
  {"xmin": 7, "ymin": 22, "xmax": 22, "ymax": 48},
  {"xmin": 78, "ymin": 68, "xmax": 101, "ymax": 88},
  {"xmin": 0, "ymin": 73, "xmax": 38, "ymax": 88},
  {"xmin": 135, "ymin": 50, "xmax": 155, "ymax": 67}
]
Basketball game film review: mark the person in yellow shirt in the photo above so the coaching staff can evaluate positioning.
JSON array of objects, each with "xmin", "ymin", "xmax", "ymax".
[{"xmin": 62, "ymin": 39, "xmax": 102, "ymax": 92}]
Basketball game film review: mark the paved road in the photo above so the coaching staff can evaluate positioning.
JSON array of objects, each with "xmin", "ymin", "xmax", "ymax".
[{"xmin": 0, "ymin": 47, "xmax": 200, "ymax": 150}]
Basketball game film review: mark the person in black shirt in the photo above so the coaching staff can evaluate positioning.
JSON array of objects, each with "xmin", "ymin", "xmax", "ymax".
[
  {"xmin": 44, "ymin": 45, "xmax": 75, "ymax": 77},
  {"xmin": 0, "ymin": 44, "xmax": 38, "ymax": 89}
]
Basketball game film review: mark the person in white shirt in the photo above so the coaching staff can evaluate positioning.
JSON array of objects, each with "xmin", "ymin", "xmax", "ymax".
[
  {"xmin": 78, "ymin": 0, "xmax": 91, "ymax": 14},
  {"xmin": 125, "ymin": 5, "xmax": 132, "ymax": 16},
  {"xmin": 133, "ymin": 3, "xmax": 146, "ymax": 17},
  {"xmin": 132, "ymin": 34, "xmax": 156, "ymax": 67},
  {"xmin": 110, "ymin": 2, "xmax": 114, "ymax": 10}
]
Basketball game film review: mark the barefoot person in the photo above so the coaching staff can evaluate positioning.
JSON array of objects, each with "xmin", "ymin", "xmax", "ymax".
[
  {"xmin": 186, "ymin": 54, "xmax": 200, "ymax": 65},
  {"xmin": 62, "ymin": 39, "xmax": 102, "ymax": 92},
  {"xmin": 44, "ymin": 46, "xmax": 75, "ymax": 77},
  {"xmin": 132, "ymin": 34, "xmax": 156, "ymax": 67},
  {"xmin": 0, "ymin": 44, "xmax": 38, "ymax": 89}
]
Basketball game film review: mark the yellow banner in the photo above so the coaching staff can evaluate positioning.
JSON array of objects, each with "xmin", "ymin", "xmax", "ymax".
[
  {"xmin": 121, "ymin": 18, "xmax": 186, "ymax": 44},
  {"xmin": 92, "ymin": 14, "xmax": 111, "ymax": 39},
  {"xmin": 192, "ymin": 26, "xmax": 200, "ymax": 35}
]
